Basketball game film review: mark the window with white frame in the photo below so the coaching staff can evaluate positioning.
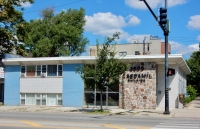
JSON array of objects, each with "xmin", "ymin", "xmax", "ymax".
[
  {"xmin": 58, "ymin": 65, "xmax": 62, "ymax": 76},
  {"xmin": 27, "ymin": 65, "xmax": 35, "ymax": 76},
  {"xmin": 119, "ymin": 52, "xmax": 127, "ymax": 56},
  {"xmin": 20, "ymin": 65, "xmax": 62, "ymax": 77},
  {"xmin": 20, "ymin": 93, "xmax": 62, "ymax": 106},
  {"xmin": 47, "ymin": 65, "xmax": 57, "ymax": 76},
  {"xmin": 42, "ymin": 65, "xmax": 47, "ymax": 73},
  {"xmin": 36, "ymin": 65, "xmax": 41, "ymax": 76}
]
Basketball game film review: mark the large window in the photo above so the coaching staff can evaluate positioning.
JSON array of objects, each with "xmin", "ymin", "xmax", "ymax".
[
  {"xmin": 21, "ymin": 65, "xmax": 62, "ymax": 77},
  {"xmin": 20, "ymin": 93, "xmax": 62, "ymax": 106},
  {"xmin": 84, "ymin": 83, "xmax": 119, "ymax": 107}
]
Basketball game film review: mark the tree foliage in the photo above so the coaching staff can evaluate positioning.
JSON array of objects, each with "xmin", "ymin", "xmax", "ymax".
[
  {"xmin": 186, "ymin": 51, "xmax": 200, "ymax": 95},
  {"xmin": 77, "ymin": 32, "xmax": 129, "ymax": 111},
  {"xmin": 186, "ymin": 85, "xmax": 197, "ymax": 100},
  {"xmin": 24, "ymin": 7, "xmax": 89, "ymax": 57},
  {"xmin": 0, "ymin": 0, "xmax": 34, "ymax": 54}
]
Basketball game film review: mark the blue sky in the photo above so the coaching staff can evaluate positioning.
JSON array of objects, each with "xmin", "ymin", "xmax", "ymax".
[{"xmin": 21, "ymin": 0, "xmax": 200, "ymax": 59}]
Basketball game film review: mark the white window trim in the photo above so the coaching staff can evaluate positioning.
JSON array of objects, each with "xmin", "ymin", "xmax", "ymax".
[{"xmin": 20, "ymin": 65, "xmax": 63, "ymax": 77}]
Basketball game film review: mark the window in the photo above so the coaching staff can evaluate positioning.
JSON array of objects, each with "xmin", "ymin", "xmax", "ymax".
[
  {"xmin": 20, "ymin": 93, "xmax": 62, "ymax": 106},
  {"xmin": 20, "ymin": 93, "xmax": 25, "ymax": 105},
  {"xmin": 26, "ymin": 93, "xmax": 35, "ymax": 105},
  {"xmin": 135, "ymin": 51, "xmax": 139, "ymax": 55},
  {"xmin": 58, "ymin": 65, "xmax": 62, "ymax": 76},
  {"xmin": 21, "ymin": 65, "xmax": 62, "ymax": 77},
  {"xmin": 21, "ymin": 66, "xmax": 25, "ymax": 73},
  {"xmin": 119, "ymin": 52, "xmax": 127, "ymax": 56},
  {"xmin": 36, "ymin": 65, "xmax": 41, "ymax": 76},
  {"xmin": 26, "ymin": 66, "xmax": 35, "ymax": 76},
  {"xmin": 42, "ymin": 65, "xmax": 46, "ymax": 73},
  {"xmin": 47, "ymin": 65, "xmax": 57, "ymax": 76}
]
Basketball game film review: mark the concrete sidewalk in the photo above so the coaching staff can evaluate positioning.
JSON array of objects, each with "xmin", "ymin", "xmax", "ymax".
[
  {"xmin": 0, "ymin": 97, "xmax": 199, "ymax": 118},
  {"xmin": 171, "ymin": 96, "xmax": 200, "ymax": 118}
]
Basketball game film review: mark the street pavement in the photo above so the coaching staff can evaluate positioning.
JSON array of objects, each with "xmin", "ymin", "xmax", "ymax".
[{"xmin": 0, "ymin": 97, "xmax": 200, "ymax": 119}]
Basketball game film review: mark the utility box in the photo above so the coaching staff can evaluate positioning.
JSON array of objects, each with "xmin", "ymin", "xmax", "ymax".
[{"xmin": 179, "ymin": 94, "xmax": 185, "ymax": 104}]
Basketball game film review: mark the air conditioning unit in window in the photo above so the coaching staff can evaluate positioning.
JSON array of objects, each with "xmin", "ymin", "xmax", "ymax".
[
  {"xmin": 41, "ymin": 73, "xmax": 46, "ymax": 77},
  {"xmin": 21, "ymin": 73, "xmax": 26, "ymax": 77}
]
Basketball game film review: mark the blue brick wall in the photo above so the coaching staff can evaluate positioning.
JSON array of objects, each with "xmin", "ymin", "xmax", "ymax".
[
  {"xmin": 62, "ymin": 64, "xmax": 84, "ymax": 107},
  {"xmin": 4, "ymin": 65, "xmax": 20, "ymax": 105}
]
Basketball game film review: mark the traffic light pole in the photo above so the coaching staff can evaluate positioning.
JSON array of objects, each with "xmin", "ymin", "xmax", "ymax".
[
  {"xmin": 163, "ymin": 0, "xmax": 170, "ymax": 114},
  {"xmin": 164, "ymin": 32, "xmax": 170, "ymax": 114},
  {"xmin": 140, "ymin": 0, "xmax": 170, "ymax": 114}
]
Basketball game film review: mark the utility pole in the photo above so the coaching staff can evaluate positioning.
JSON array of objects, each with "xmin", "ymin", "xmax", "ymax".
[
  {"xmin": 139, "ymin": 0, "xmax": 170, "ymax": 114},
  {"xmin": 143, "ymin": 37, "xmax": 147, "ymax": 55},
  {"xmin": 163, "ymin": 0, "xmax": 170, "ymax": 115}
]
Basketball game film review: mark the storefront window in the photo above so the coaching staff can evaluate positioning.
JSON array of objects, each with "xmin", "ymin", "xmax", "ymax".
[{"xmin": 84, "ymin": 83, "xmax": 119, "ymax": 107}]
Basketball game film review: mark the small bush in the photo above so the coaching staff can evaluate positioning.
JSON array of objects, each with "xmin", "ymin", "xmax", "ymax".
[
  {"xmin": 187, "ymin": 85, "xmax": 197, "ymax": 100},
  {"xmin": 184, "ymin": 97, "xmax": 191, "ymax": 103}
]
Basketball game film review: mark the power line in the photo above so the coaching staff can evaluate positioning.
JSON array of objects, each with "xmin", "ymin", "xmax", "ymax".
[{"xmin": 24, "ymin": 0, "xmax": 84, "ymax": 14}]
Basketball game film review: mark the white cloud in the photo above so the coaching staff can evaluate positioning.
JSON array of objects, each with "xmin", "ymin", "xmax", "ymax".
[
  {"xmin": 84, "ymin": 12, "xmax": 140, "ymax": 40},
  {"xmin": 197, "ymin": 35, "xmax": 200, "ymax": 41},
  {"xmin": 20, "ymin": 2, "xmax": 32, "ymax": 8},
  {"xmin": 167, "ymin": 0, "xmax": 187, "ymax": 7},
  {"xmin": 125, "ymin": 0, "xmax": 187, "ymax": 10},
  {"xmin": 127, "ymin": 15, "xmax": 141, "ymax": 25},
  {"xmin": 170, "ymin": 41, "xmax": 199, "ymax": 58},
  {"xmin": 188, "ymin": 15, "xmax": 200, "ymax": 30}
]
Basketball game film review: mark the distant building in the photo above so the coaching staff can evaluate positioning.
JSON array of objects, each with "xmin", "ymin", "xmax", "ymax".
[{"xmin": 89, "ymin": 36, "xmax": 171, "ymax": 56}]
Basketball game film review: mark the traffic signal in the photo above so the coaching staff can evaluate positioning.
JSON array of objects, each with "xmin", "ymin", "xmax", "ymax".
[
  {"xmin": 159, "ymin": 8, "xmax": 167, "ymax": 27},
  {"xmin": 168, "ymin": 68, "xmax": 175, "ymax": 76}
]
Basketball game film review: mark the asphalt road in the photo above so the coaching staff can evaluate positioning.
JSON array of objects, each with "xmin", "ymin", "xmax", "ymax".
[{"xmin": 0, "ymin": 111, "xmax": 199, "ymax": 129}]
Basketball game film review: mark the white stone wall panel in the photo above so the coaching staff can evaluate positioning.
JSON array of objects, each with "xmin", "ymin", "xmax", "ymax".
[{"xmin": 20, "ymin": 78, "xmax": 62, "ymax": 93}]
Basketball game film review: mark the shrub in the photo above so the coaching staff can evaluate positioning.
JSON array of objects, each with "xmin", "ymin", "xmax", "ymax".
[
  {"xmin": 187, "ymin": 85, "xmax": 197, "ymax": 100},
  {"xmin": 184, "ymin": 97, "xmax": 191, "ymax": 103}
]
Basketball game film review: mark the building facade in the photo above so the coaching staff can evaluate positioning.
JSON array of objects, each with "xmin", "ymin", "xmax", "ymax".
[
  {"xmin": 2, "ymin": 55, "xmax": 190, "ymax": 110},
  {"xmin": 89, "ymin": 36, "xmax": 171, "ymax": 56}
]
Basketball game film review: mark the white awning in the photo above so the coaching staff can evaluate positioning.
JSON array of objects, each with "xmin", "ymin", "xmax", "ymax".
[{"xmin": 2, "ymin": 54, "xmax": 190, "ymax": 75}]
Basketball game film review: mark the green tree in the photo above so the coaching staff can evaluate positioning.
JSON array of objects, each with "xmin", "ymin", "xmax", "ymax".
[
  {"xmin": 24, "ymin": 7, "xmax": 89, "ymax": 57},
  {"xmin": 186, "ymin": 51, "xmax": 200, "ymax": 95},
  {"xmin": 77, "ymin": 32, "xmax": 129, "ymax": 111},
  {"xmin": 0, "ymin": 0, "xmax": 34, "ymax": 54}
]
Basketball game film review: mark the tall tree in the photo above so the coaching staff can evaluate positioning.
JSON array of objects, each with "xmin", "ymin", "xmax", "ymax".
[
  {"xmin": 24, "ymin": 7, "xmax": 89, "ymax": 57},
  {"xmin": 186, "ymin": 51, "xmax": 200, "ymax": 95},
  {"xmin": 0, "ymin": 0, "xmax": 34, "ymax": 54},
  {"xmin": 77, "ymin": 32, "xmax": 129, "ymax": 111}
]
